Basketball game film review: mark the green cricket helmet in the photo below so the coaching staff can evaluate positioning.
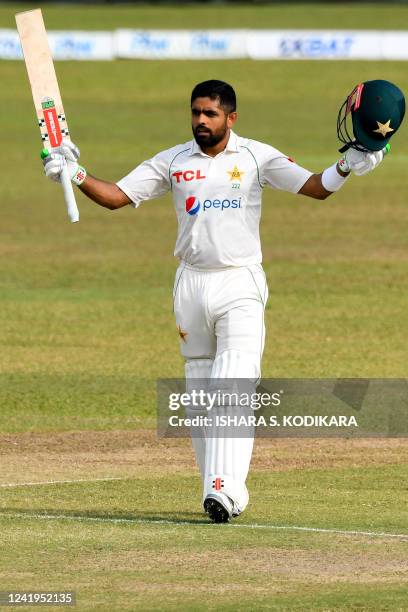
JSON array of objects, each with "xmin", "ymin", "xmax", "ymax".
[{"xmin": 337, "ymin": 79, "xmax": 405, "ymax": 152}]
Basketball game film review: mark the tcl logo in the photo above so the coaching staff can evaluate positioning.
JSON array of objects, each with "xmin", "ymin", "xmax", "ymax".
[{"xmin": 172, "ymin": 169, "xmax": 206, "ymax": 183}]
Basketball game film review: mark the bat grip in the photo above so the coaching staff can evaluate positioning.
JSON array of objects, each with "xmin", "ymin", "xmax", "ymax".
[{"xmin": 60, "ymin": 164, "xmax": 79, "ymax": 223}]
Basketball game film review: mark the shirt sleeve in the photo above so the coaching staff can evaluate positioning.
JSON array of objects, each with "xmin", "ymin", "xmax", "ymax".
[
  {"xmin": 262, "ymin": 155, "xmax": 313, "ymax": 194},
  {"xmin": 116, "ymin": 150, "xmax": 171, "ymax": 208},
  {"xmin": 249, "ymin": 140, "xmax": 313, "ymax": 194}
]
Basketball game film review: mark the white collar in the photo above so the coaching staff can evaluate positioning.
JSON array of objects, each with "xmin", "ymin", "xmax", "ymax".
[{"xmin": 189, "ymin": 130, "xmax": 239, "ymax": 157}]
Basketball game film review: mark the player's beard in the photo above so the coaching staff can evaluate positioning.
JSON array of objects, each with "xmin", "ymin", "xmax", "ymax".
[{"xmin": 192, "ymin": 121, "xmax": 228, "ymax": 148}]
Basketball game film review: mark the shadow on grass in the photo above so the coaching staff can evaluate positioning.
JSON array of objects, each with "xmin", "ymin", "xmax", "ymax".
[{"xmin": 0, "ymin": 507, "xmax": 212, "ymax": 525}]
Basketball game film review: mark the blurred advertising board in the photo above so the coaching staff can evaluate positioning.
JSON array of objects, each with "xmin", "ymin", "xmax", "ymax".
[
  {"xmin": 2, "ymin": 29, "xmax": 408, "ymax": 60},
  {"xmin": 114, "ymin": 29, "xmax": 247, "ymax": 59}
]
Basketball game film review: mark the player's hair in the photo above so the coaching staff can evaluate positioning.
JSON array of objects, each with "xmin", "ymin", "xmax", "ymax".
[{"xmin": 191, "ymin": 80, "xmax": 236, "ymax": 113}]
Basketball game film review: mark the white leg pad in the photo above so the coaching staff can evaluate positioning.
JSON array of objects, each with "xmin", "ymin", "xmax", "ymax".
[
  {"xmin": 185, "ymin": 359, "xmax": 213, "ymax": 480},
  {"xmin": 204, "ymin": 349, "xmax": 259, "ymax": 513}
]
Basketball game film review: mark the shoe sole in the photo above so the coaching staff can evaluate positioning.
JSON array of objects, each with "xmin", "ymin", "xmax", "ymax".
[{"xmin": 204, "ymin": 497, "xmax": 230, "ymax": 523}]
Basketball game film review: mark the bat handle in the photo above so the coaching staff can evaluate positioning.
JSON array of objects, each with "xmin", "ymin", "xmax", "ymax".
[{"xmin": 60, "ymin": 164, "xmax": 79, "ymax": 223}]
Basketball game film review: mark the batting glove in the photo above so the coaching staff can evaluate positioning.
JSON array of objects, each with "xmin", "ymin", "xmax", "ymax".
[
  {"xmin": 42, "ymin": 139, "xmax": 87, "ymax": 186},
  {"xmin": 338, "ymin": 145, "xmax": 389, "ymax": 176}
]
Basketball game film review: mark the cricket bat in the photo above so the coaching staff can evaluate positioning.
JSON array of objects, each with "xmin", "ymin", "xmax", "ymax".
[{"xmin": 16, "ymin": 8, "xmax": 79, "ymax": 223}]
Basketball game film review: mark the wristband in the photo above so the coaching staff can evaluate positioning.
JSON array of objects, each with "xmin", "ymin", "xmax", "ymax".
[
  {"xmin": 321, "ymin": 162, "xmax": 349, "ymax": 192},
  {"xmin": 72, "ymin": 165, "xmax": 87, "ymax": 186}
]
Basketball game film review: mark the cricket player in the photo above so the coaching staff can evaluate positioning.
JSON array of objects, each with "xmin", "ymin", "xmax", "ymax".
[{"xmin": 43, "ymin": 79, "xmax": 398, "ymax": 523}]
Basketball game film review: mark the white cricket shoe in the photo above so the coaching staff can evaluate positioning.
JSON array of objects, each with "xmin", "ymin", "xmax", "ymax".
[{"xmin": 204, "ymin": 492, "xmax": 235, "ymax": 523}]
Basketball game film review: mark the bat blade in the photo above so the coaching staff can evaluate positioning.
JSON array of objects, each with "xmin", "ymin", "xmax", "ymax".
[{"xmin": 16, "ymin": 8, "xmax": 79, "ymax": 223}]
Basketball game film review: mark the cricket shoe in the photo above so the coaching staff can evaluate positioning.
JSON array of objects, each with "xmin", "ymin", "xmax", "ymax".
[{"xmin": 204, "ymin": 492, "xmax": 234, "ymax": 523}]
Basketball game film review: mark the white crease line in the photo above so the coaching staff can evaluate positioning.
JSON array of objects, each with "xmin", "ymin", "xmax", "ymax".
[
  {"xmin": 0, "ymin": 477, "xmax": 125, "ymax": 488},
  {"xmin": 1, "ymin": 511, "xmax": 407, "ymax": 540}
]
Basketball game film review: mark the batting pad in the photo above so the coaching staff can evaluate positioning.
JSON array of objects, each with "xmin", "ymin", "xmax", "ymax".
[
  {"xmin": 185, "ymin": 358, "xmax": 214, "ymax": 479},
  {"xmin": 203, "ymin": 349, "xmax": 258, "ymax": 512}
]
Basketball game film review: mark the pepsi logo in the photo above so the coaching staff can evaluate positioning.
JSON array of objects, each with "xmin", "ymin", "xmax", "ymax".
[
  {"xmin": 186, "ymin": 196, "xmax": 200, "ymax": 215},
  {"xmin": 185, "ymin": 196, "xmax": 241, "ymax": 215}
]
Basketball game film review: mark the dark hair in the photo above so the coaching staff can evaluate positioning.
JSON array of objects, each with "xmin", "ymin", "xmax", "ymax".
[{"xmin": 191, "ymin": 80, "xmax": 236, "ymax": 113}]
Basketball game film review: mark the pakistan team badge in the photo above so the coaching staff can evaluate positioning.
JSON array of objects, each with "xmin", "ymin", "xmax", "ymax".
[
  {"xmin": 227, "ymin": 165, "xmax": 245, "ymax": 189},
  {"xmin": 373, "ymin": 119, "xmax": 394, "ymax": 137}
]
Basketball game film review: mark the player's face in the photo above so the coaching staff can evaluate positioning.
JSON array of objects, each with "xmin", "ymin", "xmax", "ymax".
[{"xmin": 191, "ymin": 97, "xmax": 236, "ymax": 148}]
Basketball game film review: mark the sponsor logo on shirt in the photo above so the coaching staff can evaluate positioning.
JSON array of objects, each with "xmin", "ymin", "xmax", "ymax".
[
  {"xmin": 185, "ymin": 196, "xmax": 241, "ymax": 215},
  {"xmin": 172, "ymin": 169, "xmax": 206, "ymax": 183},
  {"xmin": 186, "ymin": 196, "xmax": 200, "ymax": 215}
]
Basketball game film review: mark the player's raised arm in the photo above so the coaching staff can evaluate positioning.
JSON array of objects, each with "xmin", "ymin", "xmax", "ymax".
[
  {"xmin": 78, "ymin": 175, "xmax": 132, "ymax": 210},
  {"xmin": 299, "ymin": 145, "xmax": 390, "ymax": 200},
  {"xmin": 43, "ymin": 140, "xmax": 173, "ymax": 211}
]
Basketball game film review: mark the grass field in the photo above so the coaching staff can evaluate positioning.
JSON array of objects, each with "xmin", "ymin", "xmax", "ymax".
[{"xmin": 1, "ymin": 3, "xmax": 408, "ymax": 610}]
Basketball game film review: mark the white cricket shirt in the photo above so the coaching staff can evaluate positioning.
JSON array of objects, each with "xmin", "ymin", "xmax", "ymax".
[{"xmin": 117, "ymin": 131, "xmax": 312, "ymax": 268}]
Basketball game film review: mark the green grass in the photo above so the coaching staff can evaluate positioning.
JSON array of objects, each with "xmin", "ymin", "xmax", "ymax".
[
  {"xmin": 2, "ymin": 56, "xmax": 408, "ymax": 429},
  {"xmin": 2, "ymin": 464, "xmax": 408, "ymax": 531},
  {"xmin": 2, "ymin": 515, "xmax": 407, "ymax": 611},
  {"xmin": 1, "ymin": 3, "xmax": 408, "ymax": 610},
  {"xmin": 1, "ymin": 464, "xmax": 408, "ymax": 610},
  {"xmin": 3, "ymin": 2, "xmax": 408, "ymax": 30}
]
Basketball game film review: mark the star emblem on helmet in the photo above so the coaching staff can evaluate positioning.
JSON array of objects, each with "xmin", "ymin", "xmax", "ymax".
[
  {"xmin": 227, "ymin": 165, "xmax": 245, "ymax": 182},
  {"xmin": 373, "ymin": 119, "xmax": 394, "ymax": 137}
]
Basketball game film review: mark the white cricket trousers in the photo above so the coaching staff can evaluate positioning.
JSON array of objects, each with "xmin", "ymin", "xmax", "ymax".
[{"xmin": 173, "ymin": 261, "xmax": 268, "ymax": 512}]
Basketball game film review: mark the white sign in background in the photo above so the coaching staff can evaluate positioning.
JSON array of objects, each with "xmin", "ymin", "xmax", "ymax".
[
  {"xmin": 249, "ymin": 30, "xmax": 408, "ymax": 60},
  {"xmin": 1, "ymin": 29, "xmax": 408, "ymax": 60},
  {"xmin": 381, "ymin": 32, "xmax": 408, "ymax": 60},
  {"xmin": 47, "ymin": 31, "xmax": 114, "ymax": 60},
  {"xmin": 247, "ymin": 30, "xmax": 386, "ymax": 60},
  {"xmin": 114, "ymin": 29, "xmax": 247, "ymax": 59},
  {"xmin": 0, "ymin": 29, "xmax": 23, "ymax": 59},
  {"xmin": 0, "ymin": 29, "xmax": 114, "ymax": 60}
]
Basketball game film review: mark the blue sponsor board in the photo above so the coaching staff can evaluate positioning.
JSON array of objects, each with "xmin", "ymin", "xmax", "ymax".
[
  {"xmin": 0, "ymin": 30, "xmax": 113, "ymax": 60},
  {"xmin": 3, "ymin": 28, "xmax": 408, "ymax": 61},
  {"xmin": 279, "ymin": 35, "xmax": 355, "ymax": 58},
  {"xmin": 0, "ymin": 30, "xmax": 23, "ymax": 59},
  {"xmin": 130, "ymin": 31, "xmax": 170, "ymax": 54},
  {"xmin": 247, "ymin": 30, "xmax": 389, "ymax": 60},
  {"xmin": 190, "ymin": 32, "xmax": 230, "ymax": 54},
  {"xmin": 49, "ymin": 32, "xmax": 113, "ymax": 60},
  {"xmin": 54, "ymin": 37, "xmax": 94, "ymax": 58},
  {"xmin": 116, "ymin": 29, "xmax": 246, "ymax": 59}
]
